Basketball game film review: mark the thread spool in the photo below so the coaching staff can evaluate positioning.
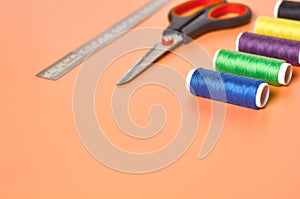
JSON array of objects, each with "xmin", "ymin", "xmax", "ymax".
[
  {"xmin": 274, "ymin": 0, "xmax": 300, "ymax": 21},
  {"xmin": 255, "ymin": 16, "xmax": 300, "ymax": 40},
  {"xmin": 186, "ymin": 68, "xmax": 270, "ymax": 109},
  {"xmin": 213, "ymin": 49, "xmax": 293, "ymax": 86},
  {"xmin": 236, "ymin": 32, "xmax": 300, "ymax": 66}
]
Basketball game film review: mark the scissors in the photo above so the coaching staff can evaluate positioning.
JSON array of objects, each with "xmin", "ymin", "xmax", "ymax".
[{"xmin": 117, "ymin": 0, "xmax": 252, "ymax": 85}]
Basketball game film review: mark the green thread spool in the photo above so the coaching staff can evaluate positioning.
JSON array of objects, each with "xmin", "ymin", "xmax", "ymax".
[{"xmin": 213, "ymin": 49, "xmax": 293, "ymax": 86}]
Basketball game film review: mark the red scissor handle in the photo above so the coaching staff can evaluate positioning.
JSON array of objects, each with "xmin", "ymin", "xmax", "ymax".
[
  {"xmin": 171, "ymin": 0, "xmax": 224, "ymax": 16},
  {"xmin": 166, "ymin": 0, "xmax": 225, "ymax": 32},
  {"xmin": 164, "ymin": 1, "xmax": 252, "ymax": 43},
  {"xmin": 208, "ymin": 3, "xmax": 248, "ymax": 18}
]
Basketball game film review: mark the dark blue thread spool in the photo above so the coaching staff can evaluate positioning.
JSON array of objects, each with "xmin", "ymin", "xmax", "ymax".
[{"xmin": 186, "ymin": 68, "xmax": 270, "ymax": 109}]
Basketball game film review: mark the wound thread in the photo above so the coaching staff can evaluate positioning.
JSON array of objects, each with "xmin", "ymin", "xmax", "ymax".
[
  {"xmin": 186, "ymin": 68, "xmax": 270, "ymax": 109},
  {"xmin": 237, "ymin": 32, "xmax": 300, "ymax": 66},
  {"xmin": 274, "ymin": 0, "xmax": 300, "ymax": 21},
  {"xmin": 213, "ymin": 49, "xmax": 293, "ymax": 86},
  {"xmin": 255, "ymin": 16, "xmax": 300, "ymax": 40}
]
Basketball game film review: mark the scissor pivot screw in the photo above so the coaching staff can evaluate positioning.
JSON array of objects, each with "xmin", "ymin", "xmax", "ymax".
[{"xmin": 162, "ymin": 36, "xmax": 174, "ymax": 45}]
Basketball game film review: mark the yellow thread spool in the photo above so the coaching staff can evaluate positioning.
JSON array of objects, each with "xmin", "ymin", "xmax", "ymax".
[{"xmin": 255, "ymin": 16, "xmax": 300, "ymax": 40}]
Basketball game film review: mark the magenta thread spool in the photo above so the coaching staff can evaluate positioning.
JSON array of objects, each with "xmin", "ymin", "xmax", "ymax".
[{"xmin": 236, "ymin": 32, "xmax": 300, "ymax": 66}]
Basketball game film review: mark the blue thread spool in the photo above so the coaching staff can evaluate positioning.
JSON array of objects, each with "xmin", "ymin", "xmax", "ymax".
[{"xmin": 186, "ymin": 68, "xmax": 270, "ymax": 109}]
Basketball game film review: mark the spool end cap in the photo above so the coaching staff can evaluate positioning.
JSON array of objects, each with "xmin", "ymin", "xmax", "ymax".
[
  {"xmin": 278, "ymin": 63, "xmax": 293, "ymax": 85},
  {"xmin": 185, "ymin": 69, "xmax": 196, "ymax": 92},
  {"xmin": 273, "ymin": 0, "xmax": 283, "ymax": 18},
  {"xmin": 256, "ymin": 83, "xmax": 270, "ymax": 108}
]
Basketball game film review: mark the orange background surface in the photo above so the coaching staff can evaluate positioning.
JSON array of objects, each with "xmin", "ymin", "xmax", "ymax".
[{"xmin": 1, "ymin": 0, "xmax": 300, "ymax": 198}]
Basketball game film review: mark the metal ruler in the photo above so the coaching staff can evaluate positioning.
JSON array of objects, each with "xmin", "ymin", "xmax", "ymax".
[{"xmin": 36, "ymin": 0, "xmax": 171, "ymax": 80}]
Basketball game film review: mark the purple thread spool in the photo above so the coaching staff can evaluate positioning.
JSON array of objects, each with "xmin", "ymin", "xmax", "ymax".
[{"xmin": 236, "ymin": 32, "xmax": 300, "ymax": 66}]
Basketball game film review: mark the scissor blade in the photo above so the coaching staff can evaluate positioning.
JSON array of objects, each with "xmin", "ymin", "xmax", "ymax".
[{"xmin": 117, "ymin": 33, "xmax": 183, "ymax": 85}]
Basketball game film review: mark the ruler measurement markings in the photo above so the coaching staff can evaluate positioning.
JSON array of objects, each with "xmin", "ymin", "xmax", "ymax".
[{"xmin": 36, "ymin": 0, "xmax": 170, "ymax": 80}]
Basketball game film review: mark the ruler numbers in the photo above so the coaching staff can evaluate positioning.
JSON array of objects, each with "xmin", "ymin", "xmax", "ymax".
[{"xmin": 36, "ymin": 0, "xmax": 170, "ymax": 80}]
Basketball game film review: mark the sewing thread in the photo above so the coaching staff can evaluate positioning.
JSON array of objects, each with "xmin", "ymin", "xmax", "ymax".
[
  {"xmin": 255, "ymin": 16, "xmax": 300, "ymax": 40},
  {"xmin": 274, "ymin": 0, "xmax": 300, "ymax": 21},
  {"xmin": 213, "ymin": 49, "xmax": 292, "ymax": 86},
  {"xmin": 186, "ymin": 68, "xmax": 270, "ymax": 109},
  {"xmin": 237, "ymin": 32, "xmax": 300, "ymax": 66}
]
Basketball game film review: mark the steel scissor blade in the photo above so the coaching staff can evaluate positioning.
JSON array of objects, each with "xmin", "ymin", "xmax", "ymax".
[{"xmin": 117, "ymin": 33, "xmax": 183, "ymax": 85}]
